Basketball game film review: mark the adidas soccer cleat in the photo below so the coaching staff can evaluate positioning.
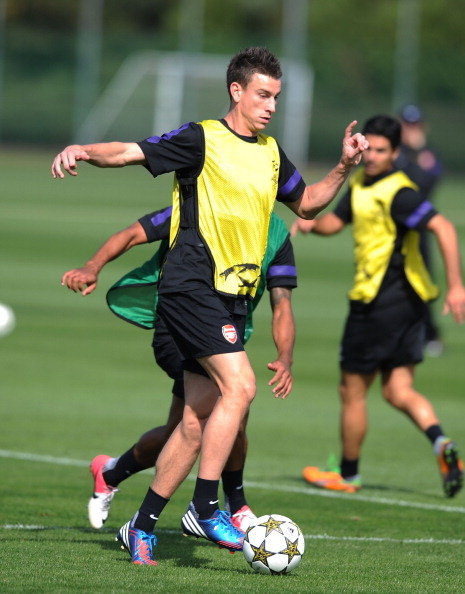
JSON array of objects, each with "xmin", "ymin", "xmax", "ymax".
[
  {"xmin": 230, "ymin": 505, "xmax": 258, "ymax": 532},
  {"xmin": 181, "ymin": 502, "xmax": 244, "ymax": 552},
  {"xmin": 126, "ymin": 526, "xmax": 158, "ymax": 565},
  {"xmin": 302, "ymin": 466, "xmax": 362, "ymax": 493},
  {"xmin": 116, "ymin": 521, "xmax": 131, "ymax": 553},
  {"xmin": 437, "ymin": 439, "xmax": 464, "ymax": 498},
  {"xmin": 87, "ymin": 454, "xmax": 119, "ymax": 529}
]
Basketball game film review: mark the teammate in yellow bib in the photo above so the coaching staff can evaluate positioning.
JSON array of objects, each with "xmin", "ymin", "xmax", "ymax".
[{"xmin": 293, "ymin": 114, "xmax": 465, "ymax": 499}]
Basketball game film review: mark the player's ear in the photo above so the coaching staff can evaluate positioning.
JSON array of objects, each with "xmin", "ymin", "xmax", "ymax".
[{"xmin": 230, "ymin": 82, "xmax": 242, "ymax": 103}]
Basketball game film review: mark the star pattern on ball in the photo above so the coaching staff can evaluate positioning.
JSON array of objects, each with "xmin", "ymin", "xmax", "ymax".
[
  {"xmin": 280, "ymin": 537, "xmax": 301, "ymax": 562},
  {"xmin": 256, "ymin": 516, "xmax": 286, "ymax": 536},
  {"xmin": 250, "ymin": 540, "xmax": 275, "ymax": 565}
]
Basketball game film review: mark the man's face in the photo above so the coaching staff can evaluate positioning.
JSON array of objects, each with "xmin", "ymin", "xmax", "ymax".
[
  {"xmin": 362, "ymin": 134, "xmax": 399, "ymax": 178},
  {"xmin": 233, "ymin": 73, "xmax": 281, "ymax": 134}
]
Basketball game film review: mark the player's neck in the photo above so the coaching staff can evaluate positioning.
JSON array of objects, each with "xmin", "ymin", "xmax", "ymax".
[{"xmin": 223, "ymin": 111, "xmax": 259, "ymax": 138}]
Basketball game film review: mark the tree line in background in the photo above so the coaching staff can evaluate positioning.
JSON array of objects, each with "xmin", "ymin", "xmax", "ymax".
[{"xmin": 3, "ymin": 0, "xmax": 464, "ymax": 169}]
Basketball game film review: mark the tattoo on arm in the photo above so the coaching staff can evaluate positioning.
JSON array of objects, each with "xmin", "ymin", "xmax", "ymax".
[{"xmin": 270, "ymin": 287, "xmax": 292, "ymax": 308}]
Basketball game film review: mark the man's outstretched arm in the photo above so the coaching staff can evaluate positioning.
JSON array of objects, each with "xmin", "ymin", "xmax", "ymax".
[
  {"xmin": 51, "ymin": 142, "xmax": 145, "ymax": 178},
  {"xmin": 61, "ymin": 221, "xmax": 148, "ymax": 296}
]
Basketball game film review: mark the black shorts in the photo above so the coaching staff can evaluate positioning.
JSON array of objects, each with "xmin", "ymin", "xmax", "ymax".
[
  {"xmin": 152, "ymin": 317, "xmax": 185, "ymax": 399},
  {"xmin": 156, "ymin": 287, "xmax": 247, "ymax": 376},
  {"xmin": 340, "ymin": 293, "xmax": 427, "ymax": 374}
]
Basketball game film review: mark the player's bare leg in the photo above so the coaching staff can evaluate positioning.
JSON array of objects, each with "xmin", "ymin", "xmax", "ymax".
[
  {"xmin": 382, "ymin": 365, "xmax": 463, "ymax": 497},
  {"xmin": 133, "ymin": 396, "xmax": 184, "ymax": 468},
  {"xmin": 302, "ymin": 371, "xmax": 373, "ymax": 493},
  {"xmin": 197, "ymin": 350, "xmax": 256, "ymax": 480},
  {"xmin": 151, "ymin": 373, "xmax": 220, "ymax": 498},
  {"xmin": 381, "ymin": 365, "xmax": 439, "ymax": 429},
  {"xmin": 180, "ymin": 351, "xmax": 255, "ymax": 550},
  {"xmin": 339, "ymin": 371, "xmax": 375, "ymax": 460}
]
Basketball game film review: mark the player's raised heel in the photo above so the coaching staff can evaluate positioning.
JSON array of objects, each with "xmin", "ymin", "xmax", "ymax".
[{"xmin": 88, "ymin": 454, "xmax": 119, "ymax": 529}]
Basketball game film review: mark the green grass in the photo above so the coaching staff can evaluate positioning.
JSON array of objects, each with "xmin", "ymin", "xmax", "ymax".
[{"xmin": 1, "ymin": 149, "xmax": 464, "ymax": 592}]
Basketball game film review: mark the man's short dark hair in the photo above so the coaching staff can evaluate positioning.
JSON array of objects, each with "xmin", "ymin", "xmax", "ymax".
[
  {"xmin": 362, "ymin": 115, "xmax": 402, "ymax": 150},
  {"xmin": 226, "ymin": 47, "xmax": 282, "ymax": 99}
]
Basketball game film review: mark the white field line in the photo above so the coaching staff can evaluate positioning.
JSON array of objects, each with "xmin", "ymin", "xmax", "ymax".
[
  {"xmin": 2, "ymin": 524, "xmax": 464, "ymax": 546},
  {"xmin": 1, "ymin": 449, "xmax": 465, "ymax": 515}
]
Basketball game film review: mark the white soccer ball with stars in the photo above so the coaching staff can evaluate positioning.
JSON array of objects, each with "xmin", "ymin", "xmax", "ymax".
[{"xmin": 243, "ymin": 514, "xmax": 305, "ymax": 575}]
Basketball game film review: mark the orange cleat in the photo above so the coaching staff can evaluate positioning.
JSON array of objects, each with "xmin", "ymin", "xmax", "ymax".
[{"xmin": 302, "ymin": 466, "xmax": 361, "ymax": 493}]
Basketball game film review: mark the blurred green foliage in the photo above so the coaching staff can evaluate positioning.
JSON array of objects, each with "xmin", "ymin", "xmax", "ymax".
[{"xmin": 2, "ymin": 0, "xmax": 465, "ymax": 170}]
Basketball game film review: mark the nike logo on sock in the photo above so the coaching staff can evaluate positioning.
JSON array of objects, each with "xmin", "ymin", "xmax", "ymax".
[
  {"xmin": 209, "ymin": 500, "xmax": 219, "ymax": 505},
  {"xmin": 149, "ymin": 514, "xmax": 158, "ymax": 521}
]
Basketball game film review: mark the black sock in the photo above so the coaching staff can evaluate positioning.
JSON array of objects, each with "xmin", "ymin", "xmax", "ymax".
[
  {"xmin": 192, "ymin": 478, "xmax": 220, "ymax": 519},
  {"xmin": 103, "ymin": 447, "xmax": 144, "ymax": 488},
  {"xmin": 132, "ymin": 488, "xmax": 169, "ymax": 533},
  {"xmin": 425, "ymin": 424, "xmax": 444, "ymax": 445},
  {"xmin": 222, "ymin": 468, "xmax": 247, "ymax": 514},
  {"xmin": 340, "ymin": 457, "xmax": 359, "ymax": 479}
]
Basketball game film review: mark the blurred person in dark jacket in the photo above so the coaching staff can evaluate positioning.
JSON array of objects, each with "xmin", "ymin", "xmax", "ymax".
[{"xmin": 395, "ymin": 105, "xmax": 444, "ymax": 356}]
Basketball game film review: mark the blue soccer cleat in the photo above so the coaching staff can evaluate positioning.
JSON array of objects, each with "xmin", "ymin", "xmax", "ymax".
[
  {"xmin": 181, "ymin": 501, "xmax": 244, "ymax": 552},
  {"xmin": 117, "ymin": 522, "xmax": 158, "ymax": 565}
]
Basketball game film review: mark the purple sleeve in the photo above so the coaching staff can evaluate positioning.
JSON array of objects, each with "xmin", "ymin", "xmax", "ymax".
[
  {"xmin": 266, "ymin": 235, "xmax": 298, "ymax": 290},
  {"xmin": 391, "ymin": 188, "xmax": 437, "ymax": 229},
  {"xmin": 138, "ymin": 206, "xmax": 172, "ymax": 242},
  {"xmin": 137, "ymin": 122, "xmax": 203, "ymax": 177},
  {"xmin": 276, "ymin": 144, "xmax": 306, "ymax": 203}
]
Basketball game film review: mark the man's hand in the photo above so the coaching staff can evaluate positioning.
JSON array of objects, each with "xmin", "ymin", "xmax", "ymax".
[
  {"xmin": 52, "ymin": 145, "xmax": 90, "ymax": 179},
  {"xmin": 290, "ymin": 218, "xmax": 316, "ymax": 237},
  {"xmin": 267, "ymin": 359, "xmax": 293, "ymax": 399},
  {"xmin": 443, "ymin": 285, "xmax": 465, "ymax": 324},
  {"xmin": 61, "ymin": 264, "xmax": 99, "ymax": 296},
  {"xmin": 340, "ymin": 120, "xmax": 369, "ymax": 168}
]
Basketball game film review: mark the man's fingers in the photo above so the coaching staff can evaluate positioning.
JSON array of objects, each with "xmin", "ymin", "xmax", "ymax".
[
  {"xmin": 51, "ymin": 148, "xmax": 89, "ymax": 178},
  {"xmin": 344, "ymin": 120, "xmax": 358, "ymax": 140}
]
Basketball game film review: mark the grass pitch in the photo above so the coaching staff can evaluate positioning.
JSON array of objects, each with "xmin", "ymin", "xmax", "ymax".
[{"xmin": 1, "ymin": 148, "xmax": 464, "ymax": 593}]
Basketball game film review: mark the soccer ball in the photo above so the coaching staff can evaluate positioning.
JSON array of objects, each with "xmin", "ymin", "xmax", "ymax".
[
  {"xmin": 0, "ymin": 303, "xmax": 16, "ymax": 337},
  {"xmin": 243, "ymin": 514, "xmax": 305, "ymax": 575}
]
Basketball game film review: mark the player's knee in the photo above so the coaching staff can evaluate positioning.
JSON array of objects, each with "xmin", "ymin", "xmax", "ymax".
[
  {"xmin": 382, "ymin": 385, "xmax": 407, "ymax": 408},
  {"xmin": 237, "ymin": 378, "xmax": 256, "ymax": 411}
]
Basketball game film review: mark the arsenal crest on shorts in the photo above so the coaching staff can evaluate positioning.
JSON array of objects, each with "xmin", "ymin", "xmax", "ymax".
[{"xmin": 222, "ymin": 324, "xmax": 237, "ymax": 344}]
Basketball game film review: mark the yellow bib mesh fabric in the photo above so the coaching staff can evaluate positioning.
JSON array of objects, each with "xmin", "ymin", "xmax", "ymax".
[
  {"xmin": 349, "ymin": 168, "xmax": 438, "ymax": 303},
  {"xmin": 170, "ymin": 119, "xmax": 280, "ymax": 298}
]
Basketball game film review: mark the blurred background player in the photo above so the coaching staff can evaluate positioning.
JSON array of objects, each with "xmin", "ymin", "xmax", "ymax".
[
  {"xmin": 292, "ymin": 114, "xmax": 465, "ymax": 498},
  {"xmin": 62, "ymin": 206, "xmax": 298, "ymax": 533},
  {"xmin": 395, "ymin": 104, "xmax": 444, "ymax": 356}
]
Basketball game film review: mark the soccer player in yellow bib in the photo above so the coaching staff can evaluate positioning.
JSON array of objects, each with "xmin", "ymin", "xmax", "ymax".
[
  {"xmin": 292, "ymin": 114, "xmax": 465, "ymax": 498},
  {"xmin": 61, "ymin": 206, "xmax": 297, "ymax": 534},
  {"xmin": 52, "ymin": 46, "xmax": 368, "ymax": 564}
]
